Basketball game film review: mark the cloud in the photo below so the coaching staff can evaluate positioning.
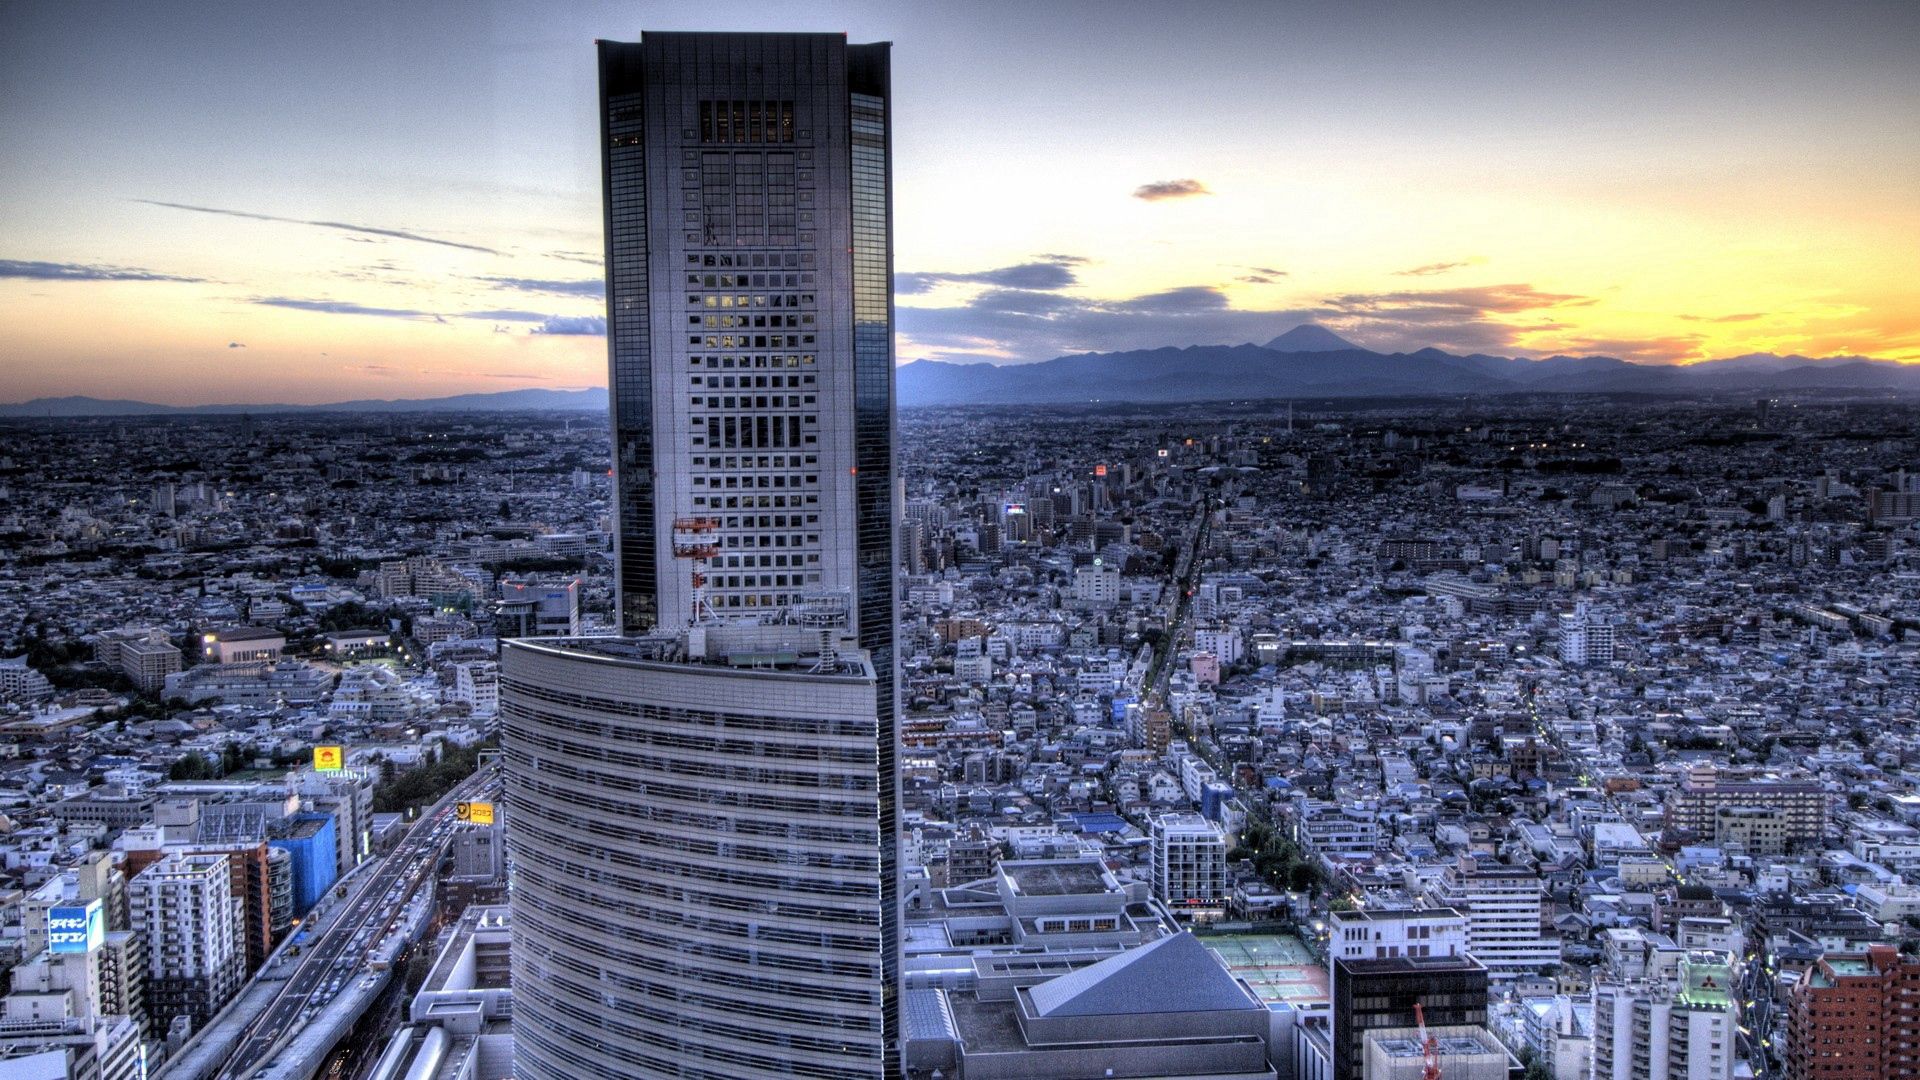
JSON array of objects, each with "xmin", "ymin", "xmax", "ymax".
[
  {"xmin": 0, "ymin": 258, "xmax": 203, "ymax": 283},
  {"xmin": 1133, "ymin": 179, "xmax": 1211, "ymax": 201},
  {"xmin": 901, "ymin": 280, "xmax": 1598, "ymax": 363},
  {"xmin": 473, "ymin": 275, "xmax": 604, "ymax": 298},
  {"xmin": 136, "ymin": 199, "xmax": 498, "ymax": 254},
  {"xmin": 1396, "ymin": 260, "xmax": 1471, "ymax": 277},
  {"xmin": 531, "ymin": 315, "xmax": 605, "ymax": 336},
  {"xmin": 896, "ymin": 255, "xmax": 1083, "ymax": 296},
  {"xmin": 252, "ymin": 297, "xmax": 439, "ymax": 320},
  {"xmin": 1535, "ymin": 334, "xmax": 1706, "ymax": 364},
  {"xmin": 1321, "ymin": 283, "xmax": 1592, "ymax": 320},
  {"xmin": 1678, "ymin": 312, "xmax": 1765, "ymax": 323},
  {"xmin": 1228, "ymin": 263, "xmax": 1290, "ymax": 282},
  {"xmin": 228, "ymin": 342, "xmax": 245, "ymax": 349},
  {"xmin": 901, "ymin": 283, "xmax": 1315, "ymax": 362},
  {"xmin": 545, "ymin": 250, "xmax": 602, "ymax": 266},
  {"xmin": 460, "ymin": 308, "xmax": 551, "ymax": 322},
  {"xmin": 1313, "ymin": 283, "xmax": 1596, "ymax": 354}
]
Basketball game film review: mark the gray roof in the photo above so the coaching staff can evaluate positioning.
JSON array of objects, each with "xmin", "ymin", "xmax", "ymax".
[
  {"xmin": 1026, "ymin": 932, "xmax": 1255, "ymax": 1018},
  {"xmin": 904, "ymin": 989, "xmax": 958, "ymax": 1043}
]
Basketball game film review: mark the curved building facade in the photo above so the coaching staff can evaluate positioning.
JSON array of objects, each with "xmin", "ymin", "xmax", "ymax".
[{"xmin": 502, "ymin": 632, "xmax": 886, "ymax": 1079}]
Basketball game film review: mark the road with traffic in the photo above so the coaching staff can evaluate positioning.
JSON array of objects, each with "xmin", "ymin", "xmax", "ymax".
[{"xmin": 210, "ymin": 766, "xmax": 500, "ymax": 1080}]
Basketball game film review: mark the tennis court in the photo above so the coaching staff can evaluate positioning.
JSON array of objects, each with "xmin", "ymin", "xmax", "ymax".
[{"xmin": 1199, "ymin": 933, "xmax": 1329, "ymax": 1008}]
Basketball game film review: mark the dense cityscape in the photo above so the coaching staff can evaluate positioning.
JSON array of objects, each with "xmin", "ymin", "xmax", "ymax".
[
  {"xmin": 4, "ymin": 5, "xmax": 1918, "ymax": 1080},
  {"xmin": 0, "ymin": 390, "xmax": 1916, "ymax": 1078}
]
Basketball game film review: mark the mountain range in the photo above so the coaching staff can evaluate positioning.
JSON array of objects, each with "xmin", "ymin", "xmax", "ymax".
[
  {"xmin": 896, "ymin": 325, "xmax": 1920, "ymax": 406},
  {"xmin": 0, "ymin": 387, "xmax": 609, "ymax": 418},
  {"xmin": 6, "ymin": 327, "xmax": 1916, "ymax": 416}
]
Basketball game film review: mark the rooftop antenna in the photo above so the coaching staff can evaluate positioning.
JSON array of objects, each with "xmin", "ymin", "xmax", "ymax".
[{"xmin": 671, "ymin": 517, "xmax": 721, "ymax": 623}]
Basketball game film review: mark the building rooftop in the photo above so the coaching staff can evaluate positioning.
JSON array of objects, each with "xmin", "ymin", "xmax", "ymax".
[
  {"xmin": 1336, "ymin": 954, "xmax": 1487, "ymax": 977},
  {"xmin": 1002, "ymin": 861, "xmax": 1106, "ymax": 897},
  {"xmin": 1025, "ymin": 932, "xmax": 1258, "ymax": 1018},
  {"xmin": 509, "ymin": 628, "xmax": 873, "ymax": 679}
]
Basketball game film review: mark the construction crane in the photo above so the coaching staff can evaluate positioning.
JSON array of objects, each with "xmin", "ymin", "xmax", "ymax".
[{"xmin": 1414, "ymin": 1001, "xmax": 1442, "ymax": 1080}]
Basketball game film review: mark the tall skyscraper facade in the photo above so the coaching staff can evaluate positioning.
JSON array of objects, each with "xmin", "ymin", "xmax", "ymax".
[
  {"xmin": 603, "ymin": 30, "xmax": 895, "ymax": 648},
  {"xmin": 503, "ymin": 31, "xmax": 898, "ymax": 1080}
]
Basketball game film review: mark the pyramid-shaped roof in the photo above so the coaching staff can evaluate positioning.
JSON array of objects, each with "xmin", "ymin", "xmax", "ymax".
[{"xmin": 1026, "ymin": 932, "xmax": 1253, "ymax": 1018}]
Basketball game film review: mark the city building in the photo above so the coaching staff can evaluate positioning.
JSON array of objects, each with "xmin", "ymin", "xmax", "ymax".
[
  {"xmin": 92, "ymin": 626, "xmax": 182, "ymax": 694},
  {"xmin": 198, "ymin": 625, "xmax": 285, "ymax": 664},
  {"xmin": 495, "ymin": 578, "xmax": 581, "ymax": 637},
  {"xmin": 365, "ymin": 906, "xmax": 515, "ymax": 1080},
  {"xmin": 914, "ymin": 932, "xmax": 1277, "ymax": 1079},
  {"xmin": 1592, "ymin": 951, "xmax": 1738, "ymax": 1080},
  {"xmin": 0, "ymin": 947, "xmax": 145, "ymax": 1080},
  {"xmin": 1426, "ymin": 855, "xmax": 1560, "ymax": 978},
  {"xmin": 1786, "ymin": 944, "xmax": 1920, "ymax": 1080},
  {"xmin": 601, "ymin": 30, "xmax": 895, "ymax": 646},
  {"xmin": 266, "ymin": 812, "xmax": 338, "ymax": 914},
  {"xmin": 1363, "ymin": 1025, "xmax": 1514, "ymax": 1080},
  {"xmin": 452, "ymin": 659, "xmax": 499, "ymax": 715},
  {"xmin": 1558, "ymin": 604, "xmax": 1616, "ymax": 666},
  {"xmin": 1320, "ymin": 954, "xmax": 1490, "ymax": 1080},
  {"xmin": 128, "ymin": 852, "xmax": 243, "ymax": 1038},
  {"xmin": 0, "ymin": 654, "xmax": 54, "ymax": 702},
  {"xmin": 1150, "ymin": 812, "xmax": 1229, "ymax": 911},
  {"xmin": 1664, "ymin": 765, "xmax": 1828, "ymax": 853},
  {"xmin": 1328, "ymin": 906, "xmax": 1469, "ymax": 969},
  {"xmin": 502, "ymin": 627, "xmax": 889, "ymax": 1079},
  {"xmin": 497, "ymin": 30, "xmax": 899, "ymax": 1080}
]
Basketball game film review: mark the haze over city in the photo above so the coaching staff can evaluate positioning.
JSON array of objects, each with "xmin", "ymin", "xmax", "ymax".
[{"xmin": 4, "ymin": 0, "xmax": 1918, "ymax": 405}]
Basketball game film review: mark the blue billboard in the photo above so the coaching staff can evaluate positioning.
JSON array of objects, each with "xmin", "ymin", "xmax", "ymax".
[{"xmin": 48, "ymin": 900, "xmax": 103, "ymax": 954}]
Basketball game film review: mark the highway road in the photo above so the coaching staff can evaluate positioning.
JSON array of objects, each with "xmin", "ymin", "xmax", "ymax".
[
  {"xmin": 211, "ymin": 766, "xmax": 501, "ymax": 1080},
  {"xmin": 1144, "ymin": 488, "xmax": 1214, "ymax": 712}
]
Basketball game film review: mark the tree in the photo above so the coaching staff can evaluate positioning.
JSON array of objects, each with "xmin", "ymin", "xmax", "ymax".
[
  {"xmin": 169, "ymin": 753, "xmax": 214, "ymax": 781},
  {"xmin": 372, "ymin": 740, "xmax": 494, "ymax": 814}
]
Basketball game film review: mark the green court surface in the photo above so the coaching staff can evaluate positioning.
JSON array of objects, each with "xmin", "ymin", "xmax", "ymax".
[{"xmin": 1198, "ymin": 934, "xmax": 1329, "ymax": 1006}]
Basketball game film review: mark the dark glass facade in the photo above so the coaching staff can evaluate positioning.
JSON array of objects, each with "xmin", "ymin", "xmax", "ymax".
[
  {"xmin": 1331, "ymin": 955, "xmax": 1490, "ymax": 1080},
  {"xmin": 601, "ymin": 44, "xmax": 656, "ymax": 633},
  {"xmin": 847, "ymin": 45, "xmax": 900, "ymax": 1069}
]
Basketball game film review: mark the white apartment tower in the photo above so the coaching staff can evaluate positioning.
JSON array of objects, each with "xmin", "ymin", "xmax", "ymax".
[
  {"xmin": 128, "ymin": 851, "xmax": 243, "ymax": 1036},
  {"xmin": 1151, "ymin": 812, "xmax": 1229, "ymax": 909},
  {"xmin": 1425, "ymin": 855, "xmax": 1560, "ymax": 978},
  {"xmin": 1591, "ymin": 952, "xmax": 1737, "ymax": 1080}
]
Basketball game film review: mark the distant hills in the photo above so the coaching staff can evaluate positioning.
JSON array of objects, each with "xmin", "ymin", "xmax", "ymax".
[
  {"xmin": 8, "ymin": 326, "xmax": 1917, "ymax": 416},
  {"xmin": 897, "ymin": 325, "xmax": 1920, "ymax": 406},
  {"xmin": 0, "ymin": 387, "xmax": 609, "ymax": 418}
]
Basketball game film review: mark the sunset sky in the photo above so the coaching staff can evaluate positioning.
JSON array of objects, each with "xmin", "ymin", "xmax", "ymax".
[{"xmin": 3, "ymin": 0, "xmax": 1917, "ymax": 405}]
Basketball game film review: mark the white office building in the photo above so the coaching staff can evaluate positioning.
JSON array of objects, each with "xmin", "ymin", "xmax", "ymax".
[{"xmin": 1425, "ymin": 855, "xmax": 1560, "ymax": 978}]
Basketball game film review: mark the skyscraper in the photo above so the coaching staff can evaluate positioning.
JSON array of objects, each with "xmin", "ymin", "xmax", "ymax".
[
  {"xmin": 603, "ymin": 30, "xmax": 895, "ymax": 647},
  {"xmin": 503, "ymin": 31, "xmax": 898, "ymax": 1080}
]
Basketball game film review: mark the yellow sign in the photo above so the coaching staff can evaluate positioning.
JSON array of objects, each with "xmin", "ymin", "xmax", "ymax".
[
  {"xmin": 457, "ymin": 801, "xmax": 495, "ymax": 826},
  {"xmin": 313, "ymin": 746, "xmax": 344, "ymax": 772}
]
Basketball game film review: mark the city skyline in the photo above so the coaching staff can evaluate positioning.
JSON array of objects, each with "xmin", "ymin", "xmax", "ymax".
[{"xmin": 4, "ymin": 0, "xmax": 1918, "ymax": 405}]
